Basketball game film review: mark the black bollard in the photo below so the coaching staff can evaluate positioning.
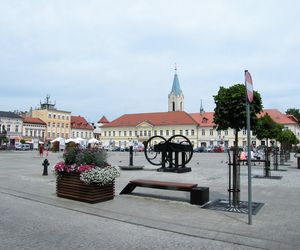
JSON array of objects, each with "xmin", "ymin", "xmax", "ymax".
[
  {"xmin": 129, "ymin": 146, "xmax": 133, "ymax": 166},
  {"xmin": 42, "ymin": 159, "xmax": 50, "ymax": 176}
]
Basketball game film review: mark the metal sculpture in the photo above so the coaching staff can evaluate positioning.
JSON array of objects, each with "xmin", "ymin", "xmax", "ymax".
[{"xmin": 144, "ymin": 135, "xmax": 193, "ymax": 173}]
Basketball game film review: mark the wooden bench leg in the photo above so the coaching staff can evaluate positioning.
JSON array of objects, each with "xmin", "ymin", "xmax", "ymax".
[{"xmin": 120, "ymin": 183, "xmax": 137, "ymax": 195}]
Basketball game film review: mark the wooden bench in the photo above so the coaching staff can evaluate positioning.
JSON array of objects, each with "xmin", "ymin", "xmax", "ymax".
[{"xmin": 120, "ymin": 179, "xmax": 209, "ymax": 205}]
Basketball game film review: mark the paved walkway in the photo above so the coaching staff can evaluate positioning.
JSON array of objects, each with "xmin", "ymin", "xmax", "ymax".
[{"xmin": 0, "ymin": 150, "xmax": 299, "ymax": 249}]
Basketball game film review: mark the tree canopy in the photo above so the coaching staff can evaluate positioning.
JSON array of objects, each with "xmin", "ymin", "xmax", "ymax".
[
  {"xmin": 252, "ymin": 113, "xmax": 283, "ymax": 144},
  {"xmin": 286, "ymin": 108, "xmax": 300, "ymax": 125},
  {"xmin": 276, "ymin": 129, "xmax": 299, "ymax": 150},
  {"xmin": 213, "ymin": 84, "xmax": 263, "ymax": 146}
]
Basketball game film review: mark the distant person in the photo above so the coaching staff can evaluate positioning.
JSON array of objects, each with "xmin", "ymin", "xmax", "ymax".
[{"xmin": 39, "ymin": 144, "xmax": 44, "ymax": 157}]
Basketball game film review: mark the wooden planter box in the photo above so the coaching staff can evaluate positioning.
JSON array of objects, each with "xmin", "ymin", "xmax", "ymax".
[{"xmin": 56, "ymin": 173, "xmax": 115, "ymax": 203}]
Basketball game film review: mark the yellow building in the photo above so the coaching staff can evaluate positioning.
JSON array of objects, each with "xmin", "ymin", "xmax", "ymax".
[{"xmin": 31, "ymin": 96, "xmax": 71, "ymax": 141}]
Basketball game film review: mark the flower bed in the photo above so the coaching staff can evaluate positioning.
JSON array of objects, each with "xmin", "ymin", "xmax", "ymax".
[{"xmin": 54, "ymin": 148, "xmax": 120, "ymax": 203}]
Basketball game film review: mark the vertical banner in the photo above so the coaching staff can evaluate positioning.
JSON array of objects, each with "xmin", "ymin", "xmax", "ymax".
[{"xmin": 245, "ymin": 70, "xmax": 253, "ymax": 225}]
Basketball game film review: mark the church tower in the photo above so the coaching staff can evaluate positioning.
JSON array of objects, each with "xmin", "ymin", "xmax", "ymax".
[{"xmin": 168, "ymin": 65, "xmax": 184, "ymax": 112}]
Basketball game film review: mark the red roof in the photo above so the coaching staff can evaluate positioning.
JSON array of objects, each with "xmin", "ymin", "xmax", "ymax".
[
  {"xmin": 98, "ymin": 115, "xmax": 109, "ymax": 124},
  {"xmin": 189, "ymin": 112, "xmax": 215, "ymax": 127},
  {"xmin": 102, "ymin": 111, "xmax": 198, "ymax": 128},
  {"xmin": 259, "ymin": 109, "xmax": 297, "ymax": 125},
  {"xmin": 23, "ymin": 117, "xmax": 46, "ymax": 125},
  {"xmin": 71, "ymin": 116, "xmax": 94, "ymax": 130}
]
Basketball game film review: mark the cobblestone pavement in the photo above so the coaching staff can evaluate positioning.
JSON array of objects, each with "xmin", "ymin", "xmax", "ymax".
[{"xmin": 0, "ymin": 150, "xmax": 299, "ymax": 249}]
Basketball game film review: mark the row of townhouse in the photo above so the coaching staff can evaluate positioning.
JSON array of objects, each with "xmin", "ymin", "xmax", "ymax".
[
  {"xmin": 99, "ymin": 109, "xmax": 300, "ymax": 149},
  {"xmin": 0, "ymin": 96, "xmax": 94, "ymax": 146}
]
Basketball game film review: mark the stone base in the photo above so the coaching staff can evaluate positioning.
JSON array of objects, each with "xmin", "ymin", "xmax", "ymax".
[
  {"xmin": 119, "ymin": 165, "xmax": 144, "ymax": 170},
  {"xmin": 157, "ymin": 167, "xmax": 191, "ymax": 173}
]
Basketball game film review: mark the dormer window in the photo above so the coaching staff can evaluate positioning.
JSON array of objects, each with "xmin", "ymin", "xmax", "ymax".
[{"xmin": 202, "ymin": 118, "xmax": 208, "ymax": 124}]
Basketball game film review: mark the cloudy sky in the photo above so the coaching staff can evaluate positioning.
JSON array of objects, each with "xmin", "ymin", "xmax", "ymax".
[{"xmin": 1, "ymin": 1, "xmax": 299, "ymax": 123}]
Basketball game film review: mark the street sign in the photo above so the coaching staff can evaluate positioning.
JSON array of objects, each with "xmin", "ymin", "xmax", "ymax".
[{"xmin": 245, "ymin": 70, "xmax": 253, "ymax": 103}]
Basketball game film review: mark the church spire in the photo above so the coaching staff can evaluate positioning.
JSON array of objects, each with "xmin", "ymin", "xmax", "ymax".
[
  {"xmin": 200, "ymin": 99, "xmax": 205, "ymax": 115},
  {"xmin": 170, "ymin": 64, "xmax": 182, "ymax": 96},
  {"xmin": 168, "ymin": 64, "xmax": 184, "ymax": 112}
]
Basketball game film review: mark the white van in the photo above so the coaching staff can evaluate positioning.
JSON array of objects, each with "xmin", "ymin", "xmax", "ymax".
[{"xmin": 21, "ymin": 144, "xmax": 30, "ymax": 150}]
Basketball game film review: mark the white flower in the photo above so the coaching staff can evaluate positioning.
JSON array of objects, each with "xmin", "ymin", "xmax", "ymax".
[{"xmin": 80, "ymin": 166, "xmax": 120, "ymax": 186}]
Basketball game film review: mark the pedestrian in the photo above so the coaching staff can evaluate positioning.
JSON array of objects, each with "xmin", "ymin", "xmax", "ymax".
[{"xmin": 39, "ymin": 144, "xmax": 44, "ymax": 157}]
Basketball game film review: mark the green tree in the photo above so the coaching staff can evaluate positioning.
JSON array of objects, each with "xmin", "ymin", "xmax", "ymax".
[
  {"xmin": 252, "ymin": 113, "xmax": 283, "ymax": 147},
  {"xmin": 276, "ymin": 129, "xmax": 299, "ymax": 151},
  {"xmin": 286, "ymin": 108, "xmax": 300, "ymax": 125},
  {"xmin": 214, "ymin": 84, "xmax": 263, "ymax": 147}
]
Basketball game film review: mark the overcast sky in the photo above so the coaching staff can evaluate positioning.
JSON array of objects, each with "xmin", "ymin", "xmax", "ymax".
[{"xmin": 1, "ymin": 1, "xmax": 299, "ymax": 123}]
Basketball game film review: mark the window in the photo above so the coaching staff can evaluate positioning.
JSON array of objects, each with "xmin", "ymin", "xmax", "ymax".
[
  {"xmin": 218, "ymin": 131, "xmax": 221, "ymax": 136},
  {"xmin": 66, "ymin": 124, "xmax": 69, "ymax": 128},
  {"xmin": 148, "ymin": 130, "xmax": 151, "ymax": 137},
  {"xmin": 191, "ymin": 129, "xmax": 194, "ymax": 136},
  {"xmin": 61, "ymin": 123, "xmax": 64, "ymax": 128},
  {"xmin": 129, "ymin": 131, "xmax": 132, "ymax": 137},
  {"xmin": 210, "ymin": 129, "xmax": 213, "ymax": 136},
  {"xmin": 160, "ymin": 130, "xmax": 163, "ymax": 136},
  {"xmin": 48, "ymin": 113, "xmax": 51, "ymax": 118},
  {"xmin": 62, "ymin": 115, "xmax": 65, "ymax": 120},
  {"xmin": 202, "ymin": 129, "xmax": 205, "ymax": 136},
  {"xmin": 179, "ymin": 130, "xmax": 183, "ymax": 135},
  {"xmin": 119, "ymin": 131, "xmax": 121, "ymax": 136},
  {"xmin": 185, "ymin": 130, "xmax": 189, "ymax": 136},
  {"xmin": 172, "ymin": 130, "xmax": 175, "ymax": 135},
  {"xmin": 85, "ymin": 132, "xmax": 88, "ymax": 138},
  {"xmin": 48, "ymin": 122, "xmax": 50, "ymax": 127},
  {"xmin": 242, "ymin": 129, "xmax": 246, "ymax": 135},
  {"xmin": 72, "ymin": 132, "xmax": 75, "ymax": 138},
  {"xmin": 52, "ymin": 122, "xmax": 55, "ymax": 127},
  {"xmin": 25, "ymin": 129, "xmax": 28, "ymax": 136},
  {"xmin": 53, "ymin": 114, "xmax": 56, "ymax": 119},
  {"xmin": 52, "ymin": 132, "xmax": 55, "ymax": 138},
  {"xmin": 7, "ymin": 125, "xmax": 10, "ymax": 132},
  {"xmin": 81, "ymin": 132, "xmax": 83, "ymax": 138},
  {"xmin": 15, "ymin": 125, "xmax": 19, "ymax": 132},
  {"xmin": 65, "ymin": 133, "xmax": 69, "ymax": 138},
  {"xmin": 225, "ymin": 130, "xmax": 228, "ymax": 135},
  {"xmin": 154, "ymin": 130, "xmax": 157, "ymax": 136},
  {"xmin": 61, "ymin": 133, "xmax": 64, "ymax": 138},
  {"xmin": 135, "ymin": 131, "xmax": 138, "ymax": 137},
  {"xmin": 144, "ymin": 130, "xmax": 147, "ymax": 136},
  {"xmin": 57, "ymin": 133, "xmax": 60, "ymax": 137},
  {"xmin": 140, "ymin": 131, "xmax": 143, "ymax": 136},
  {"xmin": 166, "ymin": 130, "xmax": 169, "ymax": 136},
  {"xmin": 104, "ymin": 131, "xmax": 107, "ymax": 137},
  {"xmin": 113, "ymin": 131, "xmax": 115, "ymax": 136},
  {"xmin": 58, "ymin": 115, "xmax": 60, "ymax": 119},
  {"xmin": 108, "ymin": 131, "xmax": 111, "ymax": 137},
  {"xmin": 76, "ymin": 132, "xmax": 79, "ymax": 137},
  {"xmin": 48, "ymin": 132, "xmax": 50, "ymax": 137},
  {"xmin": 124, "ymin": 131, "xmax": 127, "ymax": 137},
  {"xmin": 57, "ymin": 122, "xmax": 60, "ymax": 128},
  {"xmin": 89, "ymin": 132, "xmax": 92, "ymax": 138}
]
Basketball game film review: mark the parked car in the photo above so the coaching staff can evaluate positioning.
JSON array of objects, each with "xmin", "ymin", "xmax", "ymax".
[
  {"xmin": 213, "ymin": 146, "xmax": 224, "ymax": 153},
  {"xmin": 193, "ymin": 146, "xmax": 206, "ymax": 153},
  {"xmin": 15, "ymin": 143, "xmax": 30, "ymax": 151}
]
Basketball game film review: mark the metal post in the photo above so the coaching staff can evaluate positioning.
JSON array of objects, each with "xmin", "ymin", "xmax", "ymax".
[
  {"xmin": 129, "ymin": 146, "xmax": 133, "ymax": 166},
  {"xmin": 246, "ymin": 92, "xmax": 252, "ymax": 225}
]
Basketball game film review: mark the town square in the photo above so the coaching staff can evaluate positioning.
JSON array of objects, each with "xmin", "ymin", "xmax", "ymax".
[{"xmin": 1, "ymin": 1, "xmax": 300, "ymax": 249}]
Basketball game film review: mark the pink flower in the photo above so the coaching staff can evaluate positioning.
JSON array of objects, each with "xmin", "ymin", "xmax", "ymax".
[
  {"xmin": 78, "ymin": 165, "xmax": 93, "ymax": 173},
  {"xmin": 54, "ymin": 161, "xmax": 66, "ymax": 172}
]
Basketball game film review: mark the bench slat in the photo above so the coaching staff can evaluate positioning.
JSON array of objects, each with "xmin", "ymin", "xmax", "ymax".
[{"xmin": 130, "ymin": 179, "xmax": 197, "ymax": 191}]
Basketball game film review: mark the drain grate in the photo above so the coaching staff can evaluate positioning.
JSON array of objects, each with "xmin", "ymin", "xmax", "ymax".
[{"xmin": 202, "ymin": 199, "xmax": 264, "ymax": 215}]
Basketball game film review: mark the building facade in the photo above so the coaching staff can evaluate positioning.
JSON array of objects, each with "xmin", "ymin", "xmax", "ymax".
[
  {"xmin": 31, "ymin": 96, "xmax": 71, "ymax": 140},
  {"xmin": 0, "ymin": 111, "xmax": 23, "ymax": 145},
  {"xmin": 100, "ymin": 70, "xmax": 300, "ymax": 149},
  {"xmin": 71, "ymin": 115, "xmax": 94, "ymax": 139},
  {"xmin": 22, "ymin": 117, "xmax": 47, "ymax": 143}
]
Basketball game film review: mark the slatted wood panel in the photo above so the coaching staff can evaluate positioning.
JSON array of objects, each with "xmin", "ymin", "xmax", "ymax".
[
  {"xmin": 130, "ymin": 179, "xmax": 197, "ymax": 191},
  {"xmin": 56, "ymin": 173, "xmax": 115, "ymax": 203}
]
